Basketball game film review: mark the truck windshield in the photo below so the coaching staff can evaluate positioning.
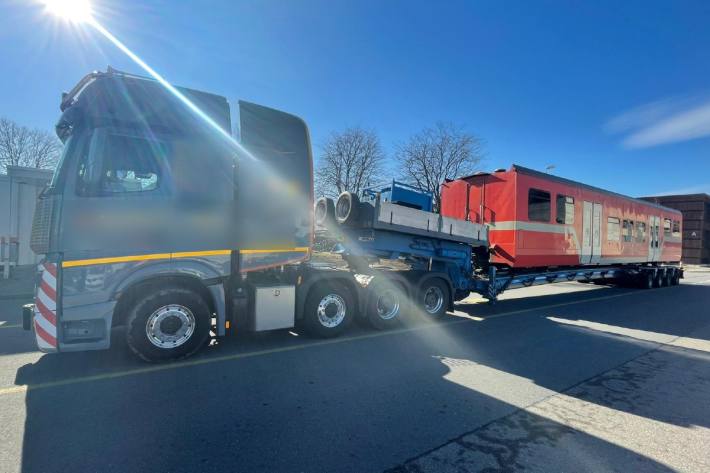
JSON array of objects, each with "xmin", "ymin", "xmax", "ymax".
[{"xmin": 46, "ymin": 131, "xmax": 86, "ymax": 194}]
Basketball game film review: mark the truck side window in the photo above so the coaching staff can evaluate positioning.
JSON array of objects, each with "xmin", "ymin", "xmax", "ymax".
[
  {"xmin": 100, "ymin": 134, "xmax": 162, "ymax": 194},
  {"xmin": 528, "ymin": 188, "xmax": 551, "ymax": 222},
  {"xmin": 77, "ymin": 132, "xmax": 165, "ymax": 196},
  {"xmin": 555, "ymin": 195, "xmax": 574, "ymax": 224}
]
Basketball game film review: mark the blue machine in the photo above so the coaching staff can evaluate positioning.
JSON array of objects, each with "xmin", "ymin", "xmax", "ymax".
[{"xmin": 362, "ymin": 180, "xmax": 434, "ymax": 212}]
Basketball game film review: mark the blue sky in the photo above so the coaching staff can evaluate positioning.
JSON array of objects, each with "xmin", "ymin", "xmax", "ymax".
[{"xmin": 2, "ymin": 0, "xmax": 709, "ymax": 196}]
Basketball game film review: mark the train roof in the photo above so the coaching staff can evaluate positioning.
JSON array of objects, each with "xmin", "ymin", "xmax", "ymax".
[{"xmin": 459, "ymin": 164, "xmax": 681, "ymax": 215}]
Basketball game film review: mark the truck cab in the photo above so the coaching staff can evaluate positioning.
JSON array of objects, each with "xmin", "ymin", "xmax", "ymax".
[{"xmin": 25, "ymin": 68, "xmax": 329, "ymax": 361}]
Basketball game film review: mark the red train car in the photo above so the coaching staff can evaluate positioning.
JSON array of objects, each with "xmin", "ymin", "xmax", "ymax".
[{"xmin": 440, "ymin": 165, "xmax": 682, "ymax": 269}]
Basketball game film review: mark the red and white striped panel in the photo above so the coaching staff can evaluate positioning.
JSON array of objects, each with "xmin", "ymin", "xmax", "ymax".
[{"xmin": 33, "ymin": 262, "xmax": 58, "ymax": 352}]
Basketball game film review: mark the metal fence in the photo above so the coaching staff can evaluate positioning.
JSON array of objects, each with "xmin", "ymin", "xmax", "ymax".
[{"xmin": 1, "ymin": 236, "xmax": 19, "ymax": 279}]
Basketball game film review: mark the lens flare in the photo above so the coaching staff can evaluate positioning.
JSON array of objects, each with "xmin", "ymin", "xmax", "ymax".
[{"xmin": 42, "ymin": 0, "xmax": 93, "ymax": 23}]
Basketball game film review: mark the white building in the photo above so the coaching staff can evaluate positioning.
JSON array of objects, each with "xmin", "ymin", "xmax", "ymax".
[{"xmin": 0, "ymin": 166, "xmax": 53, "ymax": 266}]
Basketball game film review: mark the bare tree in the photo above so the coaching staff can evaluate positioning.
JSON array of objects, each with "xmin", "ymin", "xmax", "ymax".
[
  {"xmin": 0, "ymin": 118, "xmax": 61, "ymax": 173},
  {"xmin": 396, "ymin": 122, "xmax": 484, "ymax": 210},
  {"xmin": 315, "ymin": 127, "xmax": 385, "ymax": 198}
]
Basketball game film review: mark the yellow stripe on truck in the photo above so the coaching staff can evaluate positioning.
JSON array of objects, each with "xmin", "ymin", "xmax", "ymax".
[
  {"xmin": 240, "ymin": 247, "xmax": 310, "ymax": 254},
  {"xmin": 62, "ymin": 248, "xmax": 309, "ymax": 268},
  {"xmin": 62, "ymin": 253, "xmax": 173, "ymax": 268}
]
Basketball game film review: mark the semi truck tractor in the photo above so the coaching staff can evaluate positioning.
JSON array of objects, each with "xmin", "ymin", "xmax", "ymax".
[{"xmin": 23, "ymin": 68, "xmax": 682, "ymax": 362}]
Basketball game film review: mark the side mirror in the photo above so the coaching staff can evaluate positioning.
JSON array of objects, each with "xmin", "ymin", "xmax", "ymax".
[{"xmin": 55, "ymin": 106, "xmax": 84, "ymax": 143}]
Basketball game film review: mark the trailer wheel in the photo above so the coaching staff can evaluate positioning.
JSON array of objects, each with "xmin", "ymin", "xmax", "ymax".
[
  {"xmin": 366, "ymin": 281, "xmax": 407, "ymax": 330},
  {"xmin": 303, "ymin": 282, "xmax": 354, "ymax": 337},
  {"xmin": 640, "ymin": 271, "xmax": 654, "ymax": 289},
  {"xmin": 662, "ymin": 270, "xmax": 671, "ymax": 287},
  {"xmin": 671, "ymin": 270, "xmax": 680, "ymax": 285},
  {"xmin": 653, "ymin": 270, "xmax": 662, "ymax": 288},
  {"xmin": 125, "ymin": 287, "xmax": 211, "ymax": 362},
  {"xmin": 418, "ymin": 278, "xmax": 449, "ymax": 319}
]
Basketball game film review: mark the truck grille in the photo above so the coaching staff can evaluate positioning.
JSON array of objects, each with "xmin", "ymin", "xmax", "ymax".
[{"xmin": 30, "ymin": 196, "xmax": 53, "ymax": 255}]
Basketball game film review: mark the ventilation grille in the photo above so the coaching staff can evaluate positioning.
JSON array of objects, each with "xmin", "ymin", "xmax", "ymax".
[{"xmin": 30, "ymin": 197, "xmax": 53, "ymax": 255}]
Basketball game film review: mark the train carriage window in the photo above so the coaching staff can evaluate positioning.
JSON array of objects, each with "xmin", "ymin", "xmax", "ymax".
[
  {"xmin": 622, "ymin": 220, "xmax": 634, "ymax": 242},
  {"xmin": 555, "ymin": 195, "xmax": 574, "ymax": 224},
  {"xmin": 663, "ymin": 218, "xmax": 672, "ymax": 237},
  {"xmin": 636, "ymin": 222, "xmax": 646, "ymax": 242},
  {"xmin": 672, "ymin": 220, "xmax": 681, "ymax": 237},
  {"xmin": 528, "ymin": 188, "xmax": 551, "ymax": 222},
  {"xmin": 607, "ymin": 217, "xmax": 620, "ymax": 242}
]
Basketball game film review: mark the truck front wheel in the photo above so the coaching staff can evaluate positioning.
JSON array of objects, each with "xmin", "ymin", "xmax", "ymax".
[
  {"xmin": 302, "ymin": 282, "xmax": 354, "ymax": 337},
  {"xmin": 125, "ymin": 287, "xmax": 211, "ymax": 362}
]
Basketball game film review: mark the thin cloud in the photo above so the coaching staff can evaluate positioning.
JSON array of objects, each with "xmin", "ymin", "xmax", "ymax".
[{"xmin": 605, "ymin": 95, "xmax": 710, "ymax": 149}]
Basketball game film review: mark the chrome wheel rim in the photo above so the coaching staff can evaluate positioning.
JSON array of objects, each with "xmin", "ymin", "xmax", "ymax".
[
  {"xmin": 423, "ymin": 286, "xmax": 444, "ymax": 314},
  {"xmin": 376, "ymin": 290, "xmax": 400, "ymax": 320},
  {"xmin": 317, "ymin": 294, "xmax": 346, "ymax": 328},
  {"xmin": 146, "ymin": 304, "xmax": 196, "ymax": 349}
]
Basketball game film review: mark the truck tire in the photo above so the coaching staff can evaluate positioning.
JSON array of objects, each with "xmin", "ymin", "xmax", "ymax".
[
  {"xmin": 653, "ymin": 270, "xmax": 662, "ymax": 288},
  {"xmin": 366, "ymin": 281, "xmax": 407, "ymax": 330},
  {"xmin": 418, "ymin": 278, "xmax": 449, "ymax": 319},
  {"xmin": 302, "ymin": 282, "xmax": 354, "ymax": 337},
  {"xmin": 315, "ymin": 197, "xmax": 335, "ymax": 227},
  {"xmin": 662, "ymin": 270, "xmax": 671, "ymax": 287},
  {"xmin": 125, "ymin": 287, "xmax": 211, "ymax": 362},
  {"xmin": 671, "ymin": 269, "xmax": 680, "ymax": 285},
  {"xmin": 640, "ymin": 271, "xmax": 654, "ymax": 289},
  {"xmin": 335, "ymin": 192, "xmax": 360, "ymax": 225}
]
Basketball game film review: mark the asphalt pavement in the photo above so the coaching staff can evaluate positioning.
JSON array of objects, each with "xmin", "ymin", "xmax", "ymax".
[{"xmin": 1, "ymin": 271, "xmax": 709, "ymax": 472}]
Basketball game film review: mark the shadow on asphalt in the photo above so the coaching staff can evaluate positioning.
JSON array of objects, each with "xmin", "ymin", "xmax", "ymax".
[
  {"xmin": 11, "ymin": 283, "xmax": 709, "ymax": 472},
  {"xmin": 0, "ymin": 297, "xmax": 36, "ymax": 356}
]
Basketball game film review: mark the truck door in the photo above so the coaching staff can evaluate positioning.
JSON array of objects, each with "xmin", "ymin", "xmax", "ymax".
[{"xmin": 235, "ymin": 101, "xmax": 314, "ymax": 267}]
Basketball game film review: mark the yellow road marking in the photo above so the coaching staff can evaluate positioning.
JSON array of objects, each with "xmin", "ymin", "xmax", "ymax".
[
  {"xmin": 0, "ymin": 385, "xmax": 27, "ymax": 395},
  {"xmin": 0, "ymin": 289, "xmax": 643, "ymax": 397},
  {"xmin": 0, "ymin": 323, "xmax": 22, "ymax": 330}
]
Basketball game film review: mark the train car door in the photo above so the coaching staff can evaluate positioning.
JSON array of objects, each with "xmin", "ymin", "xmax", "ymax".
[
  {"xmin": 582, "ymin": 201, "xmax": 602, "ymax": 264},
  {"xmin": 591, "ymin": 203, "xmax": 602, "ymax": 264},
  {"xmin": 582, "ymin": 202, "xmax": 593, "ymax": 264},
  {"xmin": 649, "ymin": 215, "xmax": 661, "ymax": 261}
]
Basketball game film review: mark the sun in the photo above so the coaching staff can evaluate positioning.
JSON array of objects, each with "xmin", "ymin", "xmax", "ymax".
[{"xmin": 41, "ymin": 0, "xmax": 93, "ymax": 23}]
